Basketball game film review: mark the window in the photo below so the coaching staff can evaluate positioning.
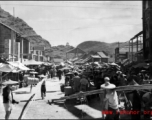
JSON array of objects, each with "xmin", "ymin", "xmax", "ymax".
[{"xmin": 36, "ymin": 51, "xmax": 39, "ymax": 55}]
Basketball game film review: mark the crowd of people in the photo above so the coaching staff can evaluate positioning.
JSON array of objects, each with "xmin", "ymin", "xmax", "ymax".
[{"xmin": 1, "ymin": 61, "xmax": 152, "ymax": 120}]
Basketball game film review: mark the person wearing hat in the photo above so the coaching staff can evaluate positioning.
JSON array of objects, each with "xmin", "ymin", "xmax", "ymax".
[
  {"xmin": 72, "ymin": 72, "xmax": 81, "ymax": 93},
  {"xmin": 100, "ymin": 77, "xmax": 120, "ymax": 120},
  {"xmin": 80, "ymin": 75, "xmax": 89, "ymax": 92}
]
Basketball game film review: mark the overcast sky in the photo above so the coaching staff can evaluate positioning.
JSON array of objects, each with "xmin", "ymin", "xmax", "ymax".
[{"xmin": 0, "ymin": 1, "xmax": 142, "ymax": 47}]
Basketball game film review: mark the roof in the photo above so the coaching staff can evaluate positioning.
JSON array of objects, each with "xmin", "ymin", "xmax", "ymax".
[
  {"xmin": 90, "ymin": 55, "xmax": 101, "ymax": 58},
  {"xmin": 97, "ymin": 52, "xmax": 109, "ymax": 58},
  {"xmin": 0, "ymin": 21, "xmax": 20, "ymax": 34},
  {"xmin": 66, "ymin": 47, "xmax": 86, "ymax": 54}
]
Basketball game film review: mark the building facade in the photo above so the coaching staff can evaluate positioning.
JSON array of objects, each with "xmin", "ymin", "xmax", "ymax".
[
  {"xmin": 142, "ymin": 1, "xmax": 152, "ymax": 62},
  {"xmin": 0, "ymin": 22, "xmax": 30, "ymax": 62}
]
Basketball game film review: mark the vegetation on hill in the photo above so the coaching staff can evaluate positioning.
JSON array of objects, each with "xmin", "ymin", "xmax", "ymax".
[
  {"xmin": 0, "ymin": 7, "xmax": 51, "ymax": 55},
  {"xmin": 0, "ymin": 7, "xmax": 129, "ymax": 60},
  {"xmin": 77, "ymin": 41, "xmax": 128, "ymax": 55}
]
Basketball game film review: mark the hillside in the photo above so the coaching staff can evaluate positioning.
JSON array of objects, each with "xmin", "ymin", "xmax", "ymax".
[
  {"xmin": 77, "ymin": 41, "xmax": 128, "ymax": 55},
  {"xmin": 0, "ymin": 7, "xmax": 51, "ymax": 54},
  {"xmin": 48, "ymin": 45, "xmax": 74, "ymax": 60}
]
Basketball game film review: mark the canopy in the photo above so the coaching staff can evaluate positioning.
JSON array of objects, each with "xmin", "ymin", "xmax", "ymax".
[
  {"xmin": 43, "ymin": 62, "xmax": 52, "ymax": 66},
  {"xmin": 2, "ymin": 79, "xmax": 19, "ymax": 85},
  {"xmin": 0, "ymin": 63, "xmax": 16, "ymax": 72},
  {"xmin": 60, "ymin": 62, "xmax": 65, "ymax": 66},
  {"xmin": 8, "ymin": 61, "xmax": 30, "ymax": 71},
  {"xmin": 22, "ymin": 59, "xmax": 44, "ymax": 65}
]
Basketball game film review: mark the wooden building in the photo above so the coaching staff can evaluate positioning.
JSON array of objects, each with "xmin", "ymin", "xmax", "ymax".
[{"xmin": 0, "ymin": 22, "xmax": 30, "ymax": 62}]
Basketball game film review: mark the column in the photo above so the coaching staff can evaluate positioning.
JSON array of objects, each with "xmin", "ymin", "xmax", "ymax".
[
  {"xmin": 18, "ymin": 42, "xmax": 20, "ymax": 62},
  {"xmin": 9, "ymin": 39, "xmax": 11, "ymax": 60},
  {"xmin": 20, "ymin": 39, "xmax": 23, "ymax": 63}
]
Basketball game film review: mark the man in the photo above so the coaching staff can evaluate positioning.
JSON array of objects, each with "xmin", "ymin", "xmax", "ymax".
[
  {"xmin": 100, "ymin": 77, "xmax": 120, "ymax": 120},
  {"xmin": 80, "ymin": 75, "xmax": 89, "ymax": 92},
  {"xmin": 72, "ymin": 72, "xmax": 81, "ymax": 93},
  {"xmin": 3, "ymin": 85, "xmax": 13, "ymax": 120},
  {"xmin": 41, "ymin": 81, "xmax": 46, "ymax": 99}
]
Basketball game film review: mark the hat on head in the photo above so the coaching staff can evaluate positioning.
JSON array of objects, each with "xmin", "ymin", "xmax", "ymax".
[
  {"xmin": 101, "ymin": 83, "xmax": 116, "ymax": 89},
  {"xmin": 122, "ymin": 74, "xmax": 126, "ymax": 77},
  {"xmin": 104, "ymin": 77, "xmax": 110, "ymax": 81}
]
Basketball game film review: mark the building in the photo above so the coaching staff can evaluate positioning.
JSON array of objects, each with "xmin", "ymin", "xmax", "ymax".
[
  {"xmin": 97, "ymin": 51, "xmax": 109, "ymax": 63},
  {"xmin": 115, "ymin": 31, "xmax": 143, "ymax": 64},
  {"xmin": 142, "ymin": 1, "xmax": 152, "ymax": 62},
  {"xmin": 31, "ymin": 46, "xmax": 45, "ymax": 61},
  {"xmin": 0, "ymin": 22, "xmax": 30, "ymax": 62}
]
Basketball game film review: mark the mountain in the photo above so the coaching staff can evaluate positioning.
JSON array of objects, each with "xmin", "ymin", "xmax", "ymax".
[
  {"xmin": 0, "ymin": 7, "xmax": 51, "ymax": 54},
  {"xmin": 77, "ymin": 41, "xmax": 129, "ymax": 55},
  {"xmin": 48, "ymin": 45, "xmax": 74, "ymax": 60}
]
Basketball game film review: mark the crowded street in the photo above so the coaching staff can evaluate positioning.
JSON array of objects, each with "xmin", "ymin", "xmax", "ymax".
[{"xmin": 0, "ymin": 1, "xmax": 152, "ymax": 120}]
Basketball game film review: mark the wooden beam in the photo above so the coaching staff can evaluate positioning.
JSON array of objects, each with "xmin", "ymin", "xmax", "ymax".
[{"xmin": 54, "ymin": 84, "xmax": 152, "ymax": 101}]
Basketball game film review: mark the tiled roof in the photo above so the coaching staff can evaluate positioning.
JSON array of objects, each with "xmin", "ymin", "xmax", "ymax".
[{"xmin": 97, "ymin": 52, "xmax": 109, "ymax": 58}]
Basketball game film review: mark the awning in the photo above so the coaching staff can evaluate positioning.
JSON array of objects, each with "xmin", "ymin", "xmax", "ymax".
[
  {"xmin": 8, "ymin": 61, "xmax": 30, "ymax": 71},
  {"xmin": 22, "ymin": 59, "xmax": 44, "ymax": 65},
  {"xmin": 0, "ymin": 63, "xmax": 16, "ymax": 72}
]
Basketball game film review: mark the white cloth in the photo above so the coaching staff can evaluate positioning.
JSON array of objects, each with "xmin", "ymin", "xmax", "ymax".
[
  {"xmin": 106, "ymin": 90, "xmax": 119, "ymax": 109},
  {"xmin": 100, "ymin": 83, "xmax": 116, "ymax": 89}
]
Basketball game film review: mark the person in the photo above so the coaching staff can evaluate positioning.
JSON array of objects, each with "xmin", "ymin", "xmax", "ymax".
[
  {"xmin": 141, "ymin": 92, "xmax": 152, "ymax": 120},
  {"xmin": 41, "ymin": 81, "xmax": 46, "ymax": 99},
  {"xmin": 2, "ymin": 85, "xmax": 15, "ymax": 120},
  {"xmin": 100, "ymin": 77, "xmax": 120, "ymax": 120},
  {"xmin": 57, "ymin": 69, "xmax": 62, "ymax": 81},
  {"xmin": 72, "ymin": 72, "xmax": 81, "ymax": 93},
  {"xmin": 80, "ymin": 75, "xmax": 89, "ymax": 92}
]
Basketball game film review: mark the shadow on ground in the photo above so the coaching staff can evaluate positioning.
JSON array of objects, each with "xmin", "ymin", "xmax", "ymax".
[
  {"xmin": 14, "ymin": 91, "xmax": 31, "ymax": 94},
  {"xmin": 46, "ymin": 91, "xmax": 57, "ymax": 93},
  {"xmin": 49, "ymin": 99, "xmax": 102, "ymax": 119}
]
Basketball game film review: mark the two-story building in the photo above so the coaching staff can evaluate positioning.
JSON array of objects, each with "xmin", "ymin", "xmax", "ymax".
[{"xmin": 0, "ymin": 22, "xmax": 30, "ymax": 62}]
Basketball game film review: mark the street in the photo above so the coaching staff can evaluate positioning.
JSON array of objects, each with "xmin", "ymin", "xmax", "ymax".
[
  {"xmin": 0, "ymin": 76, "xmax": 103, "ymax": 119},
  {"xmin": 23, "ymin": 76, "xmax": 102, "ymax": 119}
]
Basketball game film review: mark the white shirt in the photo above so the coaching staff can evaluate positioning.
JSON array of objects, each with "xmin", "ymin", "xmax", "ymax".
[{"xmin": 106, "ymin": 90, "xmax": 119, "ymax": 109}]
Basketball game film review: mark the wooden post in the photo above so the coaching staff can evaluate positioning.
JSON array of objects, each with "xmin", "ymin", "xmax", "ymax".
[
  {"xmin": 137, "ymin": 36, "xmax": 138, "ymax": 61},
  {"xmin": 132, "ymin": 39, "xmax": 133, "ymax": 62},
  {"xmin": 129, "ymin": 40, "xmax": 130, "ymax": 61}
]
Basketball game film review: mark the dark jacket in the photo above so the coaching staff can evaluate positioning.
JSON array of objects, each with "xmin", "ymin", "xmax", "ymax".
[
  {"xmin": 2, "ymin": 86, "xmax": 13, "ymax": 103},
  {"xmin": 41, "ymin": 84, "xmax": 46, "ymax": 92}
]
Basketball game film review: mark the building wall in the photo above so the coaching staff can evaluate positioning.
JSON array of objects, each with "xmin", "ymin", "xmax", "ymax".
[
  {"xmin": 101, "ymin": 58, "xmax": 108, "ymax": 63},
  {"xmin": 143, "ymin": 1, "xmax": 152, "ymax": 61},
  {"xmin": 0, "ymin": 24, "xmax": 19, "ymax": 60},
  {"xmin": 0, "ymin": 24, "xmax": 11, "ymax": 57}
]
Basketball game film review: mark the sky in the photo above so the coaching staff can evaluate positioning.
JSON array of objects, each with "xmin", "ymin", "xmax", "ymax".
[{"xmin": 0, "ymin": 1, "xmax": 142, "ymax": 47}]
